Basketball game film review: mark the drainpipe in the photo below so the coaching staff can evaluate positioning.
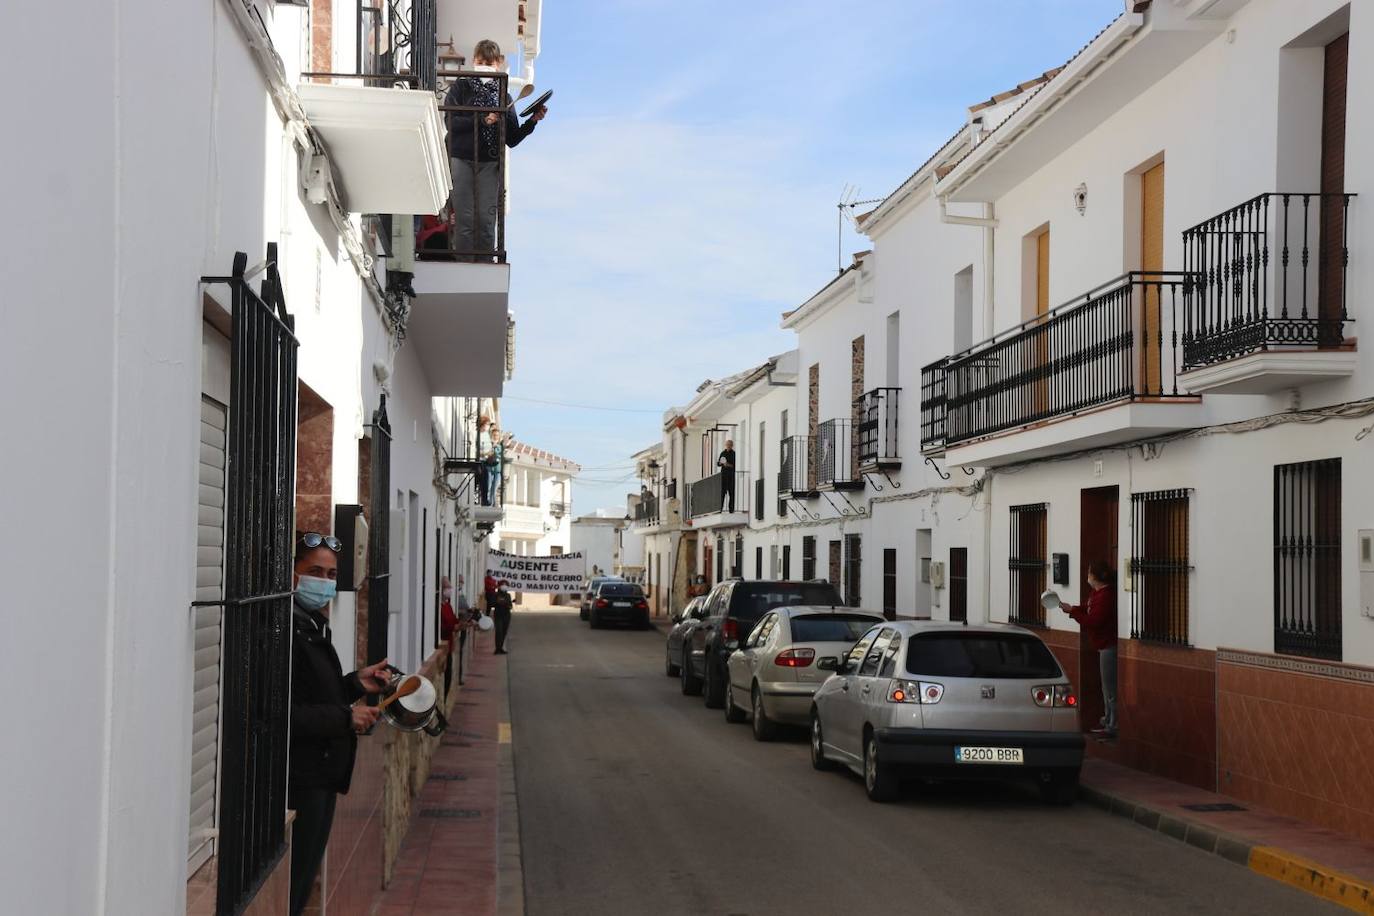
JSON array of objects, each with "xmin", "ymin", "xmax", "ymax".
[{"xmin": 939, "ymin": 197, "xmax": 997, "ymax": 340}]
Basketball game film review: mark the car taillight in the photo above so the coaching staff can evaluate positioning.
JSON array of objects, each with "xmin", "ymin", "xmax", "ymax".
[
  {"xmin": 1032, "ymin": 685, "xmax": 1077, "ymax": 708},
  {"xmin": 774, "ymin": 648, "xmax": 815, "ymax": 667},
  {"xmin": 595, "ymin": 599, "xmax": 609, "ymax": 608},
  {"xmin": 634, "ymin": 599, "xmax": 648, "ymax": 609},
  {"xmin": 887, "ymin": 680, "xmax": 943, "ymax": 704},
  {"xmin": 722, "ymin": 619, "xmax": 739, "ymax": 641}
]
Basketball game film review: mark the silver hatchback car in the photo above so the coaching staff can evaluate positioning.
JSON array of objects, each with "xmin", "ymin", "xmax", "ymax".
[
  {"xmin": 810, "ymin": 620, "xmax": 1085, "ymax": 803},
  {"xmin": 724, "ymin": 607, "xmax": 885, "ymax": 741}
]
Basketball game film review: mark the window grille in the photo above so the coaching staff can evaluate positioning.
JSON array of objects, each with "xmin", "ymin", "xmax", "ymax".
[
  {"xmin": 755, "ymin": 546, "xmax": 763, "ymax": 580},
  {"xmin": 1009, "ymin": 504, "xmax": 1047, "ymax": 626},
  {"xmin": 844, "ymin": 534, "xmax": 862, "ymax": 608},
  {"xmin": 882, "ymin": 549, "xmax": 897, "ymax": 619},
  {"xmin": 802, "ymin": 536, "xmax": 816, "ymax": 581},
  {"xmin": 1130, "ymin": 490, "xmax": 1191, "ymax": 645},
  {"xmin": 1274, "ymin": 459, "xmax": 1342, "ymax": 660},
  {"xmin": 782, "ymin": 544, "xmax": 792, "ymax": 580},
  {"xmin": 949, "ymin": 548, "xmax": 969, "ymax": 623}
]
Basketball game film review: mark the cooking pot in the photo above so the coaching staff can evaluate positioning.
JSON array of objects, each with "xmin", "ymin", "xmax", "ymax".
[
  {"xmin": 1040, "ymin": 589, "xmax": 1062, "ymax": 611},
  {"xmin": 379, "ymin": 665, "xmax": 448, "ymax": 736}
]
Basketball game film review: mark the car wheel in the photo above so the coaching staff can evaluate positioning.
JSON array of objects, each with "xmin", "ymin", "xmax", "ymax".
[
  {"xmin": 680, "ymin": 648, "xmax": 703, "ymax": 696},
  {"xmin": 665, "ymin": 647, "xmax": 680, "ymax": 678},
  {"xmin": 702, "ymin": 657, "xmax": 725, "ymax": 709},
  {"xmin": 810, "ymin": 711, "xmax": 836, "ymax": 771},
  {"xmin": 580, "ymin": 607, "xmax": 588, "ymax": 621},
  {"xmin": 724, "ymin": 680, "xmax": 747, "ymax": 723},
  {"xmin": 864, "ymin": 731, "xmax": 899, "ymax": 803},
  {"xmin": 750, "ymin": 685, "xmax": 778, "ymax": 741},
  {"xmin": 1038, "ymin": 769, "xmax": 1079, "ymax": 806},
  {"xmin": 640, "ymin": 612, "xmax": 653, "ymax": 630}
]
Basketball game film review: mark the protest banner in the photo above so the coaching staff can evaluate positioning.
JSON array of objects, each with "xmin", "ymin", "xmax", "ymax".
[{"xmin": 486, "ymin": 549, "xmax": 587, "ymax": 593}]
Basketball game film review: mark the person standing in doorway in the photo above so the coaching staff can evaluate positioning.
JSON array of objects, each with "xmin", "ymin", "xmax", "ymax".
[
  {"xmin": 288, "ymin": 532, "xmax": 392, "ymax": 915},
  {"xmin": 1061, "ymin": 560, "xmax": 1118, "ymax": 738},
  {"xmin": 717, "ymin": 439, "xmax": 737, "ymax": 513},
  {"xmin": 492, "ymin": 580, "xmax": 514, "ymax": 654},
  {"xmin": 445, "ymin": 40, "xmax": 547, "ymax": 258}
]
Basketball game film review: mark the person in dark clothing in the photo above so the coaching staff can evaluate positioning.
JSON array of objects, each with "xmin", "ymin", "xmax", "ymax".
[
  {"xmin": 288, "ymin": 532, "xmax": 392, "ymax": 916},
  {"xmin": 492, "ymin": 580, "xmax": 514, "ymax": 654},
  {"xmin": 1062, "ymin": 560, "xmax": 1118, "ymax": 738},
  {"xmin": 445, "ymin": 40, "xmax": 547, "ymax": 258},
  {"xmin": 717, "ymin": 440, "xmax": 737, "ymax": 512}
]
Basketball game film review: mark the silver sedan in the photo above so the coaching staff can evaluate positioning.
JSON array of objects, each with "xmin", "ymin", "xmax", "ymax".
[
  {"xmin": 724, "ymin": 607, "xmax": 885, "ymax": 741},
  {"xmin": 809, "ymin": 620, "xmax": 1085, "ymax": 803}
]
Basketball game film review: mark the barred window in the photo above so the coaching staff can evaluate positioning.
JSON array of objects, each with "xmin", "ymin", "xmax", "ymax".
[
  {"xmin": 844, "ymin": 534, "xmax": 862, "ymax": 608},
  {"xmin": 782, "ymin": 544, "xmax": 792, "ymax": 580},
  {"xmin": 1130, "ymin": 490, "xmax": 1191, "ymax": 645},
  {"xmin": 802, "ymin": 536, "xmax": 816, "ymax": 580},
  {"xmin": 1009, "ymin": 504, "xmax": 1047, "ymax": 626},
  {"xmin": 1275, "ymin": 459, "xmax": 1342, "ymax": 660},
  {"xmin": 882, "ymin": 548, "xmax": 897, "ymax": 619},
  {"xmin": 949, "ymin": 548, "xmax": 969, "ymax": 623}
]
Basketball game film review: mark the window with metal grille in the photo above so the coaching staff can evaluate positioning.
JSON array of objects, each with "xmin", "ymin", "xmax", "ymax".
[
  {"xmin": 802, "ymin": 536, "xmax": 816, "ymax": 580},
  {"xmin": 949, "ymin": 548, "xmax": 968, "ymax": 623},
  {"xmin": 882, "ymin": 549, "xmax": 897, "ymax": 619},
  {"xmin": 1130, "ymin": 490, "xmax": 1191, "ymax": 645},
  {"xmin": 755, "ymin": 546, "xmax": 763, "ymax": 579},
  {"xmin": 1274, "ymin": 459, "xmax": 1342, "ymax": 660},
  {"xmin": 844, "ymin": 534, "xmax": 862, "ymax": 608},
  {"xmin": 1009, "ymin": 504, "xmax": 1047, "ymax": 626},
  {"xmin": 782, "ymin": 544, "xmax": 792, "ymax": 580},
  {"xmin": 733, "ymin": 537, "xmax": 743, "ymax": 579}
]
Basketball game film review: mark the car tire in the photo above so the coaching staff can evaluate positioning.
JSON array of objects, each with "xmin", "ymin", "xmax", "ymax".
[
  {"xmin": 640, "ymin": 613, "xmax": 653, "ymax": 630},
  {"xmin": 702, "ymin": 657, "xmax": 725, "ymax": 709},
  {"xmin": 724, "ymin": 681, "xmax": 747, "ymax": 723},
  {"xmin": 580, "ymin": 607, "xmax": 588, "ymax": 621},
  {"xmin": 680, "ymin": 648, "xmax": 703, "ymax": 696},
  {"xmin": 665, "ymin": 648, "xmax": 680, "ymax": 678},
  {"xmin": 810, "ymin": 711, "xmax": 836, "ymax": 771},
  {"xmin": 1038, "ymin": 769, "xmax": 1079, "ymax": 806},
  {"xmin": 864, "ymin": 730, "xmax": 899, "ymax": 803},
  {"xmin": 750, "ymin": 685, "xmax": 778, "ymax": 742}
]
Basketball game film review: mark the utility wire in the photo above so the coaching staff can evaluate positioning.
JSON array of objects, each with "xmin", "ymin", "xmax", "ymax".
[{"xmin": 502, "ymin": 395, "xmax": 663, "ymax": 414}]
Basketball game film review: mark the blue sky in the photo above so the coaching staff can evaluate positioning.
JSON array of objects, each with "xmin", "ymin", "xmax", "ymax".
[{"xmin": 503, "ymin": 0, "xmax": 1124, "ymax": 513}]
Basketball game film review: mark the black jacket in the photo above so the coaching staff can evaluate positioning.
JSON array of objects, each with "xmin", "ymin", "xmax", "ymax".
[
  {"xmin": 445, "ymin": 77, "xmax": 538, "ymax": 161},
  {"xmin": 289, "ymin": 606, "xmax": 365, "ymax": 796}
]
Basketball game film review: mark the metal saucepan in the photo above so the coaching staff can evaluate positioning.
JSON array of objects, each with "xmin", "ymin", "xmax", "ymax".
[
  {"xmin": 1040, "ymin": 589, "xmax": 1062, "ymax": 611},
  {"xmin": 378, "ymin": 665, "xmax": 448, "ymax": 736}
]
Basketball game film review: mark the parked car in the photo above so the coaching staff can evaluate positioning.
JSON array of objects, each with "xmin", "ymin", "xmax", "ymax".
[
  {"xmin": 580, "ymin": 575, "xmax": 624, "ymax": 621},
  {"xmin": 588, "ymin": 582, "xmax": 651, "ymax": 629},
  {"xmin": 664, "ymin": 596, "xmax": 707, "ymax": 677},
  {"xmin": 681, "ymin": 579, "xmax": 843, "ymax": 706},
  {"xmin": 724, "ymin": 607, "xmax": 884, "ymax": 740},
  {"xmin": 809, "ymin": 620, "xmax": 1085, "ymax": 804}
]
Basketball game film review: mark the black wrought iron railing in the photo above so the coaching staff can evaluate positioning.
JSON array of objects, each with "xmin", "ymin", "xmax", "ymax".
[
  {"xmin": 1274, "ymin": 458, "xmax": 1342, "ymax": 661},
  {"xmin": 303, "ymin": 0, "xmax": 437, "ymax": 91},
  {"xmin": 920, "ymin": 359, "xmax": 948, "ymax": 453},
  {"xmin": 664, "ymin": 479, "xmax": 678, "ymax": 500},
  {"xmin": 1182, "ymin": 192, "xmax": 1355, "ymax": 369},
  {"xmin": 634, "ymin": 495, "xmax": 659, "ymax": 525},
  {"xmin": 817, "ymin": 419, "xmax": 861, "ymax": 489},
  {"xmin": 778, "ymin": 435, "xmax": 815, "ymax": 496},
  {"xmin": 857, "ymin": 387, "xmax": 901, "ymax": 469},
  {"xmin": 688, "ymin": 471, "xmax": 744, "ymax": 518},
  {"xmin": 366, "ymin": 396, "xmax": 393, "ymax": 668},
  {"xmin": 1130, "ymin": 489, "xmax": 1192, "ymax": 645},
  {"xmin": 199, "ymin": 248, "xmax": 299, "ymax": 915},
  {"xmin": 421, "ymin": 71, "xmax": 510, "ymax": 264},
  {"xmin": 941, "ymin": 272, "xmax": 1193, "ymax": 447}
]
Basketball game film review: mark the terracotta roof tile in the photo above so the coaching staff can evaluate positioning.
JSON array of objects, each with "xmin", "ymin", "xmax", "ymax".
[{"xmin": 508, "ymin": 440, "xmax": 581, "ymax": 472}]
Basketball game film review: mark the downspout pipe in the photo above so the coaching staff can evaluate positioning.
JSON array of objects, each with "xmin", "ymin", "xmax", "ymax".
[{"xmin": 939, "ymin": 196, "xmax": 997, "ymax": 359}]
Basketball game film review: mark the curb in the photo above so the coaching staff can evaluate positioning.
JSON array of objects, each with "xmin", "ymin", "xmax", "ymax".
[
  {"xmin": 497, "ymin": 658, "xmax": 525, "ymax": 916},
  {"xmin": 1080, "ymin": 784, "xmax": 1374, "ymax": 914}
]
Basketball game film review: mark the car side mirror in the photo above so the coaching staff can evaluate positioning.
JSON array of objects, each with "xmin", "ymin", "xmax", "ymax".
[{"xmin": 817, "ymin": 656, "xmax": 840, "ymax": 672}]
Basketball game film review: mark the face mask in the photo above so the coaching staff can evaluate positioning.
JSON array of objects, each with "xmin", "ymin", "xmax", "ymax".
[{"xmin": 296, "ymin": 575, "xmax": 337, "ymax": 611}]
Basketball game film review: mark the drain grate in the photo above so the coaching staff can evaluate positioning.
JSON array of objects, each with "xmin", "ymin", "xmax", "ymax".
[
  {"xmin": 429, "ymin": 772, "xmax": 468, "ymax": 781},
  {"xmin": 1182, "ymin": 803, "xmax": 1247, "ymax": 812},
  {"xmin": 420, "ymin": 808, "xmax": 482, "ymax": 819}
]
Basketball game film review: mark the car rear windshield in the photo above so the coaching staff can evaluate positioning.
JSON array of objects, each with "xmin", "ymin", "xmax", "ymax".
[
  {"xmin": 904, "ymin": 632, "xmax": 1062, "ymax": 679},
  {"xmin": 730, "ymin": 583, "xmax": 843, "ymax": 622},
  {"xmin": 599, "ymin": 584, "xmax": 643, "ymax": 598},
  {"xmin": 790, "ymin": 615, "xmax": 881, "ymax": 643}
]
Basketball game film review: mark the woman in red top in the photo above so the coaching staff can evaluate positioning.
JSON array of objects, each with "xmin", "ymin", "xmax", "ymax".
[{"xmin": 1062, "ymin": 560, "xmax": 1118, "ymax": 738}]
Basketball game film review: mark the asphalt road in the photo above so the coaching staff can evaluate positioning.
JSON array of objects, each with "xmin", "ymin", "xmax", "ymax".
[{"xmin": 508, "ymin": 610, "xmax": 1334, "ymax": 916}]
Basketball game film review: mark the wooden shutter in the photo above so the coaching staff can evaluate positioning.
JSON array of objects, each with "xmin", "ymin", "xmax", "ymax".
[{"xmin": 189, "ymin": 396, "xmax": 227, "ymax": 871}]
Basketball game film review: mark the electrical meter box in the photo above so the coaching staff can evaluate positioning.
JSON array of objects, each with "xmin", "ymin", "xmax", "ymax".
[
  {"xmin": 1052, "ymin": 553, "xmax": 1070, "ymax": 586},
  {"xmin": 333, "ymin": 504, "xmax": 370, "ymax": 592},
  {"xmin": 1360, "ymin": 529, "xmax": 1374, "ymax": 619},
  {"xmin": 929, "ymin": 561, "xmax": 946, "ymax": 589}
]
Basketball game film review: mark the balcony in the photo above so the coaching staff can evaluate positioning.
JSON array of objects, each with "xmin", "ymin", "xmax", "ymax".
[
  {"xmin": 501, "ymin": 503, "xmax": 544, "ymax": 537},
  {"xmin": 920, "ymin": 359, "xmax": 948, "ymax": 454},
  {"xmin": 778, "ymin": 435, "xmax": 818, "ymax": 499},
  {"xmin": 633, "ymin": 495, "xmax": 660, "ymax": 526},
  {"xmin": 856, "ymin": 387, "xmax": 901, "ymax": 471},
  {"xmin": 816, "ymin": 420, "xmax": 862, "ymax": 491},
  {"xmin": 298, "ymin": 1, "xmax": 447, "ymax": 216},
  {"xmin": 930, "ymin": 272, "xmax": 1204, "ymax": 467},
  {"xmin": 408, "ymin": 260, "xmax": 511, "ymax": 396},
  {"xmin": 549, "ymin": 500, "xmax": 569, "ymax": 519},
  {"xmin": 1180, "ymin": 192, "xmax": 1358, "ymax": 394},
  {"xmin": 687, "ymin": 471, "xmax": 749, "ymax": 527}
]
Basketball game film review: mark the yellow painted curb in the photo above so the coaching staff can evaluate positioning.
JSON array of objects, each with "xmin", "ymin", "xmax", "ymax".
[
  {"xmin": 1249, "ymin": 846, "xmax": 1374, "ymax": 914},
  {"xmin": 498, "ymin": 722, "xmax": 512, "ymax": 744}
]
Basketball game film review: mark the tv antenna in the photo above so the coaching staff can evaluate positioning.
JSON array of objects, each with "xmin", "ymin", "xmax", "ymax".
[{"xmin": 836, "ymin": 185, "xmax": 883, "ymax": 274}]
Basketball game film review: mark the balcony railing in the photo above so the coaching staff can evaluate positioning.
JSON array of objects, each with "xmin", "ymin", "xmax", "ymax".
[
  {"xmin": 856, "ymin": 387, "xmax": 901, "ymax": 469},
  {"xmin": 778, "ymin": 435, "xmax": 816, "ymax": 497},
  {"xmin": 937, "ymin": 272, "xmax": 1193, "ymax": 447},
  {"xmin": 1182, "ymin": 192, "xmax": 1356, "ymax": 369},
  {"xmin": 688, "ymin": 471, "xmax": 744, "ymax": 518},
  {"xmin": 920, "ymin": 359, "xmax": 948, "ymax": 453},
  {"xmin": 549, "ymin": 500, "xmax": 569, "ymax": 518},
  {"xmin": 634, "ymin": 495, "xmax": 659, "ymax": 525},
  {"xmin": 303, "ymin": 0, "xmax": 438, "ymax": 90},
  {"xmin": 817, "ymin": 419, "xmax": 862, "ymax": 490}
]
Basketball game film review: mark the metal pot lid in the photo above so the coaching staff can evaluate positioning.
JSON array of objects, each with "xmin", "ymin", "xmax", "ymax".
[{"xmin": 398, "ymin": 676, "xmax": 437, "ymax": 713}]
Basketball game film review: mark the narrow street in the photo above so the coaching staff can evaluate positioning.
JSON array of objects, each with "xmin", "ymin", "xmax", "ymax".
[{"xmin": 507, "ymin": 611, "xmax": 1335, "ymax": 916}]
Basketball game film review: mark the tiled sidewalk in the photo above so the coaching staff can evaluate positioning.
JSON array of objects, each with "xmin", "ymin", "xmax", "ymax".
[
  {"xmin": 1082, "ymin": 757, "xmax": 1374, "ymax": 912},
  {"xmin": 371, "ymin": 633, "xmax": 520, "ymax": 916}
]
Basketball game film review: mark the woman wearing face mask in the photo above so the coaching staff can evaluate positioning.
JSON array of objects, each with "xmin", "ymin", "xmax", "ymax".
[{"xmin": 288, "ymin": 532, "xmax": 392, "ymax": 915}]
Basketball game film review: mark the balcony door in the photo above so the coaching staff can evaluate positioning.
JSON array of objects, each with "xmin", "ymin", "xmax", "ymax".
[
  {"xmin": 1141, "ymin": 161, "xmax": 1165, "ymax": 394},
  {"xmin": 1318, "ymin": 32, "xmax": 1348, "ymax": 345}
]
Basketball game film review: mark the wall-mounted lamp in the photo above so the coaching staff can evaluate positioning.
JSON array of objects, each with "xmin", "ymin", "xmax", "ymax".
[{"xmin": 1074, "ymin": 183, "xmax": 1087, "ymax": 216}]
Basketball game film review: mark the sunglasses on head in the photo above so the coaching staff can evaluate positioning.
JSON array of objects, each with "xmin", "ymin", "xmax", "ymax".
[{"xmin": 299, "ymin": 532, "xmax": 342, "ymax": 552}]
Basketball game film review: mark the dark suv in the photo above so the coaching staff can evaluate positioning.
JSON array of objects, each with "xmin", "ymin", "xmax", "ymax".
[
  {"xmin": 589, "ymin": 582, "xmax": 651, "ymax": 630},
  {"xmin": 680, "ymin": 579, "xmax": 843, "ymax": 707}
]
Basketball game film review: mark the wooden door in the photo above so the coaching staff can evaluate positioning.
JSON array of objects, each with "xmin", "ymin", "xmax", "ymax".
[
  {"xmin": 1141, "ymin": 162, "xmax": 1165, "ymax": 393},
  {"xmin": 1318, "ymin": 32, "xmax": 1348, "ymax": 343}
]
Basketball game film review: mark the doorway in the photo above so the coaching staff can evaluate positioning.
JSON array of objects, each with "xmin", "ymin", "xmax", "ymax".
[
  {"xmin": 1140, "ymin": 161, "xmax": 1165, "ymax": 393},
  {"xmin": 1078, "ymin": 486, "xmax": 1119, "ymax": 732}
]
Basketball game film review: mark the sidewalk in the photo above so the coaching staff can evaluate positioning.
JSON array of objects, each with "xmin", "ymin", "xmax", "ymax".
[
  {"xmin": 370, "ymin": 631, "xmax": 523, "ymax": 916},
  {"xmin": 1081, "ymin": 757, "xmax": 1374, "ymax": 913}
]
